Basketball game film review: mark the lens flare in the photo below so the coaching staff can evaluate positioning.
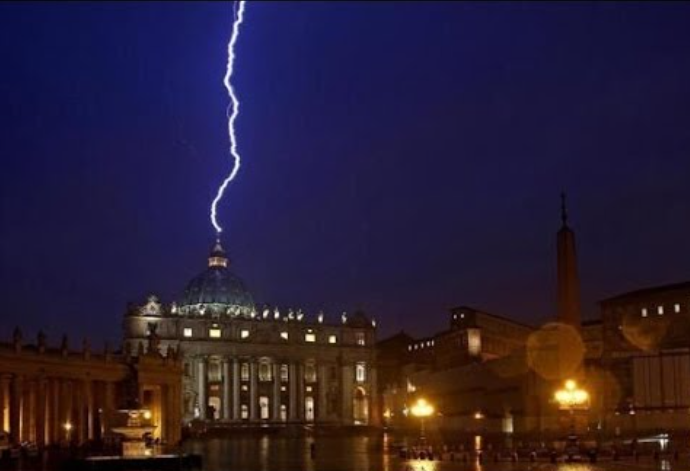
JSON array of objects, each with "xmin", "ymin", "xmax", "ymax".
[{"xmin": 210, "ymin": 0, "xmax": 247, "ymax": 235}]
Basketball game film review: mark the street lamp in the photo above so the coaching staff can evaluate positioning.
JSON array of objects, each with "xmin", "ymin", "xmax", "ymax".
[
  {"xmin": 64, "ymin": 422, "xmax": 73, "ymax": 443},
  {"xmin": 554, "ymin": 379, "xmax": 589, "ymax": 440},
  {"xmin": 410, "ymin": 398, "xmax": 434, "ymax": 445}
]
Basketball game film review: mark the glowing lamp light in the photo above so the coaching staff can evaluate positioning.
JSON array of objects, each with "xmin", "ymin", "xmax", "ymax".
[
  {"xmin": 64, "ymin": 422, "xmax": 72, "ymax": 431},
  {"xmin": 554, "ymin": 379, "xmax": 590, "ymax": 410},
  {"xmin": 143, "ymin": 410, "xmax": 152, "ymax": 420},
  {"xmin": 410, "ymin": 398, "xmax": 435, "ymax": 418}
]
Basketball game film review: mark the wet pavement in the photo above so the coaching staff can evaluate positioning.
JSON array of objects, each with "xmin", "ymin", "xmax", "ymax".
[{"xmin": 181, "ymin": 435, "xmax": 685, "ymax": 471}]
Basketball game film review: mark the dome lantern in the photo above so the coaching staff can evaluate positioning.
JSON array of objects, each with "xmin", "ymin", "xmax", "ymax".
[{"xmin": 208, "ymin": 237, "xmax": 229, "ymax": 268}]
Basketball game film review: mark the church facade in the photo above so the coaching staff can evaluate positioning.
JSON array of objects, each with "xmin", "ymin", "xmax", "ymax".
[{"xmin": 123, "ymin": 240, "xmax": 378, "ymax": 427}]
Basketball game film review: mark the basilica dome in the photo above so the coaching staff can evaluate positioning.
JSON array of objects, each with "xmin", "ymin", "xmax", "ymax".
[{"xmin": 178, "ymin": 239, "xmax": 255, "ymax": 316}]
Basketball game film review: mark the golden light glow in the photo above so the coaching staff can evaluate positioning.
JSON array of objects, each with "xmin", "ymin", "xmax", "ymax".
[
  {"xmin": 383, "ymin": 409, "xmax": 392, "ymax": 419},
  {"xmin": 143, "ymin": 410, "xmax": 152, "ymax": 420},
  {"xmin": 554, "ymin": 379, "xmax": 590, "ymax": 410},
  {"xmin": 474, "ymin": 411, "xmax": 484, "ymax": 420},
  {"xmin": 410, "ymin": 398, "xmax": 434, "ymax": 418},
  {"xmin": 64, "ymin": 422, "xmax": 72, "ymax": 431}
]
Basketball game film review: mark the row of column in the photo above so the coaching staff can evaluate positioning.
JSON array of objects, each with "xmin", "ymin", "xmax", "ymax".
[
  {"xmin": 195, "ymin": 357, "xmax": 346, "ymax": 423},
  {"xmin": 0, "ymin": 374, "xmax": 116, "ymax": 446}
]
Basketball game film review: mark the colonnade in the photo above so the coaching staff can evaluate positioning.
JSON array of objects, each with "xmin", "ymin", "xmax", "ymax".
[
  {"xmin": 0, "ymin": 374, "xmax": 117, "ymax": 446},
  {"xmin": 192, "ymin": 356, "xmax": 373, "ymax": 425}
]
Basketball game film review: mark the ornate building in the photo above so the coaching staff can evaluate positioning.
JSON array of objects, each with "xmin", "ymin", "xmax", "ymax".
[
  {"xmin": 123, "ymin": 240, "xmax": 378, "ymax": 427},
  {"xmin": 0, "ymin": 329, "xmax": 182, "ymax": 447}
]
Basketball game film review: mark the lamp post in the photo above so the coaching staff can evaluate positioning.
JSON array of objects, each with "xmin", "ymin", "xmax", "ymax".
[
  {"xmin": 554, "ymin": 379, "xmax": 590, "ymax": 442},
  {"xmin": 64, "ymin": 422, "xmax": 73, "ymax": 445},
  {"xmin": 410, "ymin": 398, "xmax": 434, "ymax": 446}
]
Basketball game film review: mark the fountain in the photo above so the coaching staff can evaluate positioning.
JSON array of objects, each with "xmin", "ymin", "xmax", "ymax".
[
  {"xmin": 62, "ymin": 330, "xmax": 202, "ymax": 470},
  {"xmin": 111, "ymin": 408, "xmax": 157, "ymax": 457}
]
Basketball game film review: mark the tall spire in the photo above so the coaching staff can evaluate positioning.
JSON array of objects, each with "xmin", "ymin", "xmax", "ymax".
[{"xmin": 556, "ymin": 193, "xmax": 581, "ymax": 329}]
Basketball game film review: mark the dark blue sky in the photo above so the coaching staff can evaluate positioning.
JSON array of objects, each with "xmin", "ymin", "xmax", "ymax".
[{"xmin": 1, "ymin": 2, "xmax": 689, "ymax": 347}]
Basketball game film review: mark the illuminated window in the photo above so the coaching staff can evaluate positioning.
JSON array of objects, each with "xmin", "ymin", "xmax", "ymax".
[
  {"xmin": 241, "ymin": 404, "xmax": 249, "ymax": 420},
  {"xmin": 407, "ymin": 345, "xmax": 412, "ymax": 351},
  {"xmin": 280, "ymin": 364, "xmax": 289, "ymax": 382},
  {"xmin": 356, "ymin": 332, "xmax": 366, "ymax": 346},
  {"xmin": 306, "ymin": 386, "xmax": 313, "ymax": 393},
  {"xmin": 241, "ymin": 363, "xmax": 249, "ymax": 381},
  {"xmin": 329, "ymin": 335, "xmax": 337, "ymax": 344},
  {"xmin": 675, "ymin": 304, "xmax": 681, "ymax": 313},
  {"xmin": 240, "ymin": 329, "xmax": 250, "ymax": 339},
  {"xmin": 460, "ymin": 313, "xmax": 465, "ymax": 319},
  {"xmin": 259, "ymin": 362, "xmax": 272, "ymax": 382},
  {"xmin": 241, "ymin": 384, "xmax": 248, "ymax": 392},
  {"xmin": 281, "ymin": 385, "xmax": 287, "ymax": 392},
  {"xmin": 209, "ymin": 328, "xmax": 221, "ymax": 338},
  {"xmin": 641, "ymin": 308, "xmax": 648, "ymax": 317},
  {"xmin": 305, "ymin": 332, "xmax": 316, "ymax": 343},
  {"xmin": 305, "ymin": 364, "xmax": 317, "ymax": 383},
  {"xmin": 356, "ymin": 362, "xmax": 366, "ymax": 383},
  {"xmin": 467, "ymin": 329, "xmax": 481, "ymax": 356},
  {"xmin": 259, "ymin": 396, "xmax": 270, "ymax": 420},
  {"xmin": 280, "ymin": 331, "xmax": 289, "ymax": 340},
  {"xmin": 183, "ymin": 328, "xmax": 193, "ymax": 338},
  {"xmin": 658, "ymin": 306, "xmax": 664, "ymax": 315}
]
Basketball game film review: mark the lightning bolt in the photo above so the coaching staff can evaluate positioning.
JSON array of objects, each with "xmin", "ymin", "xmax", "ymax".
[{"xmin": 210, "ymin": 0, "xmax": 247, "ymax": 235}]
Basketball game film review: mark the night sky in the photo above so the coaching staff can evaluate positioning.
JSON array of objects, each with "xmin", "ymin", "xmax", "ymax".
[{"xmin": 1, "ymin": 2, "xmax": 689, "ymax": 347}]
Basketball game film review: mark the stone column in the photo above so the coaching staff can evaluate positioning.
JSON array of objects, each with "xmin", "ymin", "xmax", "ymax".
[
  {"xmin": 25, "ymin": 379, "xmax": 37, "ymax": 443},
  {"xmin": 197, "ymin": 357, "xmax": 207, "ymax": 420},
  {"xmin": 60, "ymin": 381, "xmax": 75, "ymax": 441},
  {"xmin": 222, "ymin": 359, "xmax": 231, "ymax": 421},
  {"xmin": 51, "ymin": 379, "xmax": 61, "ymax": 445},
  {"xmin": 0, "ymin": 375, "xmax": 9, "ymax": 437},
  {"xmin": 36, "ymin": 379, "xmax": 47, "ymax": 446},
  {"xmin": 272, "ymin": 363, "xmax": 281, "ymax": 421},
  {"xmin": 84, "ymin": 380, "xmax": 94, "ymax": 440},
  {"xmin": 249, "ymin": 360, "xmax": 258, "ymax": 421},
  {"xmin": 369, "ymin": 366, "xmax": 380, "ymax": 426},
  {"xmin": 232, "ymin": 359, "xmax": 240, "ymax": 420},
  {"xmin": 318, "ymin": 364, "xmax": 328, "ymax": 422},
  {"xmin": 288, "ymin": 363, "xmax": 297, "ymax": 421},
  {"xmin": 10, "ymin": 375, "xmax": 23, "ymax": 444},
  {"xmin": 341, "ymin": 363, "xmax": 354, "ymax": 425},
  {"xmin": 297, "ymin": 363, "xmax": 305, "ymax": 421},
  {"xmin": 77, "ymin": 381, "xmax": 86, "ymax": 444}
]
